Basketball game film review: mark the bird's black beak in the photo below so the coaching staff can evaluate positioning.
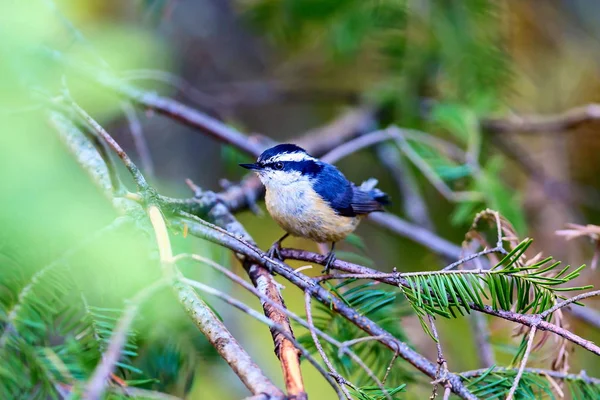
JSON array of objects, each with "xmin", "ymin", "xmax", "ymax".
[{"xmin": 239, "ymin": 163, "xmax": 261, "ymax": 171}]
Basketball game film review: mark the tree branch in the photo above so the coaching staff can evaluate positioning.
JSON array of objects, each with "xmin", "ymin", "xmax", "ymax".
[
  {"xmin": 304, "ymin": 292, "xmax": 353, "ymax": 400},
  {"xmin": 278, "ymin": 248, "xmax": 600, "ymax": 357},
  {"xmin": 120, "ymin": 101, "xmax": 154, "ymax": 178},
  {"xmin": 506, "ymin": 326, "xmax": 537, "ymax": 400},
  {"xmin": 50, "ymin": 113, "xmax": 285, "ymax": 399},
  {"xmin": 175, "ymin": 217, "xmax": 478, "ymax": 400},
  {"xmin": 482, "ymin": 104, "xmax": 600, "ymax": 133},
  {"xmin": 181, "ymin": 278, "xmax": 341, "ymax": 399},
  {"xmin": 175, "ymin": 253, "xmax": 389, "ymax": 398},
  {"xmin": 178, "ymin": 183, "xmax": 306, "ymax": 399},
  {"xmin": 150, "ymin": 205, "xmax": 285, "ymax": 399},
  {"xmin": 539, "ymin": 290, "xmax": 600, "ymax": 319}
]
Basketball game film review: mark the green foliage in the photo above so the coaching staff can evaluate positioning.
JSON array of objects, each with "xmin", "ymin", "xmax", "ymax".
[
  {"xmin": 477, "ymin": 156, "xmax": 527, "ymax": 234},
  {"xmin": 463, "ymin": 367, "xmax": 600, "ymax": 400},
  {"xmin": 0, "ymin": 226, "xmax": 216, "ymax": 398},
  {"xmin": 400, "ymin": 240, "xmax": 589, "ymax": 330},
  {"xmin": 0, "ymin": 240, "xmax": 146, "ymax": 398},
  {"xmin": 242, "ymin": 0, "xmax": 406, "ymax": 59},
  {"xmin": 299, "ymin": 279, "xmax": 413, "ymax": 396},
  {"xmin": 243, "ymin": 0, "xmax": 522, "ymax": 235},
  {"xmin": 428, "ymin": 102, "xmax": 527, "ymax": 233},
  {"xmin": 0, "ymin": 260, "xmax": 78, "ymax": 398},
  {"xmin": 78, "ymin": 304, "xmax": 142, "ymax": 374},
  {"xmin": 350, "ymin": 384, "xmax": 407, "ymax": 400}
]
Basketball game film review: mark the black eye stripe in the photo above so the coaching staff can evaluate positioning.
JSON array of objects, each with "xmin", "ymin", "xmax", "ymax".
[{"xmin": 261, "ymin": 160, "xmax": 323, "ymax": 175}]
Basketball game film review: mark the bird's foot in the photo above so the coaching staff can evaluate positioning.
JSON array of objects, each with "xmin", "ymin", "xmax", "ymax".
[
  {"xmin": 322, "ymin": 252, "xmax": 337, "ymax": 274},
  {"xmin": 267, "ymin": 240, "xmax": 283, "ymax": 260}
]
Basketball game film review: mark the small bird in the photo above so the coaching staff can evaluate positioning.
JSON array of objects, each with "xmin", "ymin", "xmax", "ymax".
[{"xmin": 240, "ymin": 143, "xmax": 389, "ymax": 272}]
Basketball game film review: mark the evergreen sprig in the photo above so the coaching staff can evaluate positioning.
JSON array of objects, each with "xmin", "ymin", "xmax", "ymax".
[
  {"xmin": 400, "ymin": 239, "xmax": 590, "ymax": 333},
  {"xmin": 299, "ymin": 279, "xmax": 413, "ymax": 395},
  {"xmin": 463, "ymin": 367, "xmax": 600, "ymax": 400},
  {"xmin": 0, "ymin": 251, "xmax": 143, "ymax": 398}
]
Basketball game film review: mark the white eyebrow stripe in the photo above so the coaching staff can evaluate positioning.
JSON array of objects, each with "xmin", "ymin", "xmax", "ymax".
[{"xmin": 265, "ymin": 153, "xmax": 317, "ymax": 163}]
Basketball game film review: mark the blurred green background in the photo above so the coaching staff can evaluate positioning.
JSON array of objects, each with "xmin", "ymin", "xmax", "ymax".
[{"xmin": 2, "ymin": 1, "xmax": 600, "ymax": 399}]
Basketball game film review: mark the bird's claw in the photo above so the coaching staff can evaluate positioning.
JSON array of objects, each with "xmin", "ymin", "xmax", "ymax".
[
  {"xmin": 322, "ymin": 252, "xmax": 337, "ymax": 274},
  {"xmin": 267, "ymin": 241, "xmax": 283, "ymax": 260}
]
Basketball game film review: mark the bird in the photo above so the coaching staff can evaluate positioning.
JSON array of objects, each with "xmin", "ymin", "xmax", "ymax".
[{"xmin": 240, "ymin": 143, "xmax": 389, "ymax": 272}]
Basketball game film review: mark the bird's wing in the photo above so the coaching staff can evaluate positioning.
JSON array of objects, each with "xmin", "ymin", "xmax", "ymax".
[
  {"xmin": 350, "ymin": 186, "xmax": 386, "ymax": 214},
  {"xmin": 314, "ymin": 164, "xmax": 388, "ymax": 217},
  {"xmin": 313, "ymin": 164, "xmax": 356, "ymax": 217}
]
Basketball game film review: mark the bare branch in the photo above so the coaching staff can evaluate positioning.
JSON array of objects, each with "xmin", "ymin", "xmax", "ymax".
[
  {"xmin": 304, "ymin": 292, "xmax": 353, "ymax": 400},
  {"xmin": 540, "ymin": 290, "xmax": 600, "ymax": 319},
  {"xmin": 68, "ymin": 97, "xmax": 150, "ymax": 191},
  {"xmin": 176, "ymin": 217, "xmax": 479, "ymax": 400},
  {"xmin": 182, "ymin": 278, "xmax": 342, "ymax": 399},
  {"xmin": 482, "ymin": 104, "xmax": 600, "ymax": 133},
  {"xmin": 146, "ymin": 206, "xmax": 284, "ymax": 398},
  {"xmin": 176, "ymin": 185, "xmax": 306, "ymax": 399},
  {"xmin": 278, "ymin": 248, "xmax": 600, "ymax": 356},
  {"xmin": 177, "ymin": 253, "xmax": 389, "ymax": 398},
  {"xmin": 121, "ymin": 101, "xmax": 154, "ymax": 177},
  {"xmin": 506, "ymin": 326, "xmax": 537, "ymax": 400},
  {"xmin": 427, "ymin": 315, "xmax": 450, "ymax": 400}
]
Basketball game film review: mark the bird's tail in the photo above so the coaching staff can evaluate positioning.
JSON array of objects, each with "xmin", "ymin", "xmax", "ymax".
[{"xmin": 359, "ymin": 178, "xmax": 390, "ymax": 206}]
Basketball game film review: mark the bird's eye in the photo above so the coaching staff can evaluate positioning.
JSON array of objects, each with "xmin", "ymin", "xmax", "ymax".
[{"xmin": 274, "ymin": 162, "xmax": 284, "ymax": 170}]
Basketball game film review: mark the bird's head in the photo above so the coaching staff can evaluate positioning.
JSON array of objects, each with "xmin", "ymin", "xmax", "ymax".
[{"xmin": 239, "ymin": 144, "xmax": 322, "ymax": 187}]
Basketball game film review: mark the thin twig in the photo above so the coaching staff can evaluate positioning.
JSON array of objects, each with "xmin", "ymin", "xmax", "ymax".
[
  {"xmin": 442, "ymin": 248, "xmax": 503, "ymax": 271},
  {"xmin": 121, "ymin": 101, "xmax": 154, "ymax": 177},
  {"xmin": 506, "ymin": 326, "xmax": 537, "ymax": 400},
  {"xmin": 338, "ymin": 335, "xmax": 389, "ymax": 356},
  {"xmin": 320, "ymin": 126, "xmax": 481, "ymax": 202},
  {"xmin": 376, "ymin": 142, "xmax": 436, "ymax": 232},
  {"xmin": 382, "ymin": 351, "xmax": 399, "ymax": 385},
  {"xmin": 482, "ymin": 104, "xmax": 600, "ymax": 133},
  {"xmin": 539, "ymin": 290, "xmax": 600, "ymax": 319},
  {"xmin": 147, "ymin": 207, "xmax": 284, "ymax": 398},
  {"xmin": 428, "ymin": 315, "xmax": 450, "ymax": 400},
  {"xmin": 182, "ymin": 278, "xmax": 344, "ymax": 400},
  {"xmin": 368, "ymin": 212, "xmax": 463, "ymax": 257},
  {"xmin": 178, "ymin": 253, "xmax": 387, "ymax": 399},
  {"xmin": 84, "ymin": 279, "xmax": 167, "ymax": 400},
  {"xmin": 389, "ymin": 127, "xmax": 482, "ymax": 202},
  {"xmin": 176, "ymin": 218, "xmax": 479, "ymax": 400},
  {"xmin": 321, "ymin": 126, "xmax": 467, "ymax": 165},
  {"xmin": 277, "ymin": 248, "xmax": 600, "ymax": 356},
  {"xmin": 68, "ymin": 98, "xmax": 149, "ymax": 190},
  {"xmin": 304, "ymin": 292, "xmax": 353, "ymax": 400}
]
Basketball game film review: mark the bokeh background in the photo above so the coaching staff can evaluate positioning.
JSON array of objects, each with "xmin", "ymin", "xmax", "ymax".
[{"xmin": 2, "ymin": 1, "xmax": 600, "ymax": 399}]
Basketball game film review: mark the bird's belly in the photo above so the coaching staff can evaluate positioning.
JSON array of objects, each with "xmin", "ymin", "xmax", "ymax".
[{"xmin": 265, "ymin": 186, "xmax": 360, "ymax": 243}]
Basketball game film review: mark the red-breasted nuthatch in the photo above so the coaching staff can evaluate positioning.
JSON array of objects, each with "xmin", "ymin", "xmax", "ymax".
[{"xmin": 240, "ymin": 144, "xmax": 389, "ymax": 271}]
